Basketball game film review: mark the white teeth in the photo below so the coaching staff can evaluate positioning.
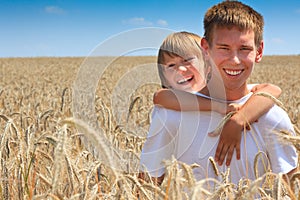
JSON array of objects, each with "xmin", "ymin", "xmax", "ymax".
[
  {"xmin": 225, "ymin": 70, "xmax": 242, "ymax": 76},
  {"xmin": 177, "ymin": 78, "xmax": 187, "ymax": 84},
  {"xmin": 177, "ymin": 76, "xmax": 192, "ymax": 84}
]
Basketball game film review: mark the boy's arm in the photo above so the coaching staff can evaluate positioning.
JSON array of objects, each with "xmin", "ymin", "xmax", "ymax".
[
  {"xmin": 154, "ymin": 88, "xmax": 230, "ymax": 114},
  {"xmin": 214, "ymin": 83, "xmax": 282, "ymax": 166}
]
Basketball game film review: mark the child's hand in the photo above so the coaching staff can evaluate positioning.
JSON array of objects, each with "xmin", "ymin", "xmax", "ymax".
[
  {"xmin": 209, "ymin": 112, "xmax": 244, "ymax": 166},
  {"xmin": 215, "ymin": 103, "xmax": 240, "ymax": 115},
  {"xmin": 227, "ymin": 103, "xmax": 241, "ymax": 113}
]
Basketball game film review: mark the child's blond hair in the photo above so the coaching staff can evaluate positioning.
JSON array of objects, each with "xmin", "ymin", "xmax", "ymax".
[{"xmin": 157, "ymin": 31, "xmax": 207, "ymax": 88}]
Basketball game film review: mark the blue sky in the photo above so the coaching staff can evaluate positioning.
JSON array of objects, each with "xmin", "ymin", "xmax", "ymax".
[{"xmin": 1, "ymin": 0, "xmax": 300, "ymax": 57}]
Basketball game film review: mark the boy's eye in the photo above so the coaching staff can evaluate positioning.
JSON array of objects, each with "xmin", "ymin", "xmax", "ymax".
[
  {"xmin": 240, "ymin": 47, "xmax": 253, "ymax": 51},
  {"xmin": 218, "ymin": 47, "xmax": 229, "ymax": 50}
]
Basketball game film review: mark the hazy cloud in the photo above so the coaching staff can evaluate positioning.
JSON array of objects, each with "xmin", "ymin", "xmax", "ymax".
[
  {"xmin": 123, "ymin": 17, "xmax": 168, "ymax": 27},
  {"xmin": 271, "ymin": 38, "xmax": 285, "ymax": 44},
  {"xmin": 45, "ymin": 6, "xmax": 66, "ymax": 14},
  {"xmin": 122, "ymin": 17, "xmax": 153, "ymax": 26},
  {"xmin": 157, "ymin": 19, "xmax": 168, "ymax": 26},
  {"xmin": 296, "ymin": 9, "xmax": 300, "ymax": 13}
]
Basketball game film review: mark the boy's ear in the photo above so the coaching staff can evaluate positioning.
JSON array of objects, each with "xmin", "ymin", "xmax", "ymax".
[
  {"xmin": 200, "ymin": 38, "xmax": 209, "ymax": 52},
  {"xmin": 200, "ymin": 38, "xmax": 210, "ymax": 58},
  {"xmin": 255, "ymin": 41, "xmax": 264, "ymax": 63}
]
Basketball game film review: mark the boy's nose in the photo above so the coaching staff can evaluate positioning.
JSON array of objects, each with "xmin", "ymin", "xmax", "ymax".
[{"xmin": 230, "ymin": 51, "xmax": 241, "ymax": 65}]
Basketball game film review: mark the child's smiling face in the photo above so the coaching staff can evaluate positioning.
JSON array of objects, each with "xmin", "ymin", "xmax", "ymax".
[{"xmin": 162, "ymin": 53, "xmax": 207, "ymax": 93}]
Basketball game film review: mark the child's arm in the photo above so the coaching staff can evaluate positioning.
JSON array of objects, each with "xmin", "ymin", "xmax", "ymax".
[
  {"xmin": 213, "ymin": 83, "xmax": 282, "ymax": 166},
  {"xmin": 153, "ymin": 88, "xmax": 234, "ymax": 114}
]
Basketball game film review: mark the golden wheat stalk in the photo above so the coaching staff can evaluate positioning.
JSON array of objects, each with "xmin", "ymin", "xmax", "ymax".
[
  {"xmin": 127, "ymin": 96, "xmax": 142, "ymax": 123},
  {"xmin": 141, "ymin": 182, "xmax": 166, "ymax": 198},
  {"xmin": 253, "ymin": 151, "xmax": 271, "ymax": 179},
  {"xmin": 209, "ymin": 111, "xmax": 237, "ymax": 137},
  {"xmin": 51, "ymin": 124, "xmax": 67, "ymax": 195},
  {"xmin": 37, "ymin": 173, "xmax": 52, "ymax": 187},
  {"xmin": 190, "ymin": 178, "xmax": 221, "ymax": 199},
  {"xmin": 60, "ymin": 118, "xmax": 119, "ymax": 175},
  {"xmin": 60, "ymin": 87, "xmax": 69, "ymax": 112},
  {"xmin": 208, "ymin": 156, "xmax": 219, "ymax": 177},
  {"xmin": 290, "ymin": 172, "xmax": 300, "ymax": 196},
  {"xmin": 123, "ymin": 174, "xmax": 153, "ymax": 200},
  {"xmin": 181, "ymin": 162, "xmax": 196, "ymax": 187}
]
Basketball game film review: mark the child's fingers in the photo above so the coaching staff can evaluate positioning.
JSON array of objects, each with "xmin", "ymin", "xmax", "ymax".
[
  {"xmin": 236, "ymin": 143, "xmax": 241, "ymax": 160},
  {"xmin": 225, "ymin": 143, "xmax": 241, "ymax": 166},
  {"xmin": 208, "ymin": 131, "xmax": 220, "ymax": 137},
  {"xmin": 216, "ymin": 144, "xmax": 229, "ymax": 166},
  {"xmin": 225, "ymin": 145, "xmax": 235, "ymax": 166},
  {"xmin": 214, "ymin": 141, "xmax": 223, "ymax": 162}
]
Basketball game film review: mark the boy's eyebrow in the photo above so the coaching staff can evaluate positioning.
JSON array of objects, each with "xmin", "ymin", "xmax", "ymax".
[
  {"xmin": 242, "ymin": 43, "xmax": 255, "ymax": 47},
  {"xmin": 215, "ymin": 43, "xmax": 229, "ymax": 46},
  {"xmin": 215, "ymin": 43, "xmax": 253, "ymax": 48}
]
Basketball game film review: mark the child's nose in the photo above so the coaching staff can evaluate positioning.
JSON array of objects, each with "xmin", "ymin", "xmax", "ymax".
[{"xmin": 178, "ymin": 65, "xmax": 188, "ymax": 71}]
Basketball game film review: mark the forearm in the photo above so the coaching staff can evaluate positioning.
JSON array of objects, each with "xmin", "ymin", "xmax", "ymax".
[
  {"xmin": 236, "ymin": 83, "xmax": 282, "ymax": 124},
  {"xmin": 236, "ymin": 95, "xmax": 275, "ymax": 125},
  {"xmin": 251, "ymin": 83, "xmax": 282, "ymax": 98},
  {"xmin": 154, "ymin": 89, "xmax": 226, "ymax": 112}
]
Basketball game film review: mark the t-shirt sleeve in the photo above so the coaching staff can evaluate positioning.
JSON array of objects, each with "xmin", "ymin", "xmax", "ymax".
[
  {"xmin": 261, "ymin": 106, "xmax": 298, "ymax": 174},
  {"xmin": 139, "ymin": 106, "xmax": 180, "ymax": 177},
  {"xmin": 247, "ymin": 83, "xmax": 258, "ymax": 91}
]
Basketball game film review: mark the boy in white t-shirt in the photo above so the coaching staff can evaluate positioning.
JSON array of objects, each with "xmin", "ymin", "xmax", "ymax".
[
  {"xmin": 152, "ymin": 31, "xmax": 282, "ymax": 167},
  {"xmin": 139, "ymin": 2, "xmax": 298, "ymax": 185}
]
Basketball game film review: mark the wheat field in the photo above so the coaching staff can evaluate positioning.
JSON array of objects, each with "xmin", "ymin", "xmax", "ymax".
[{"xmin": 0, "ymin": 55, "xmax": 299, "ymax": 199}]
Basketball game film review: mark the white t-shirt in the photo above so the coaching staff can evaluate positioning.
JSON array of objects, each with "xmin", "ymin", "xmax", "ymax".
[{"xmin": 139, "ymin": 89, "xmax": 298, "ymax": 184}]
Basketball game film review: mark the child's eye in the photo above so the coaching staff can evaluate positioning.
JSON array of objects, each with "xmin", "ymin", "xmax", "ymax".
[
  {"xmin": 184, "ymin": 57, "xmax": 195, "ymax": 62},
  {"xmin": 183, "ymin": 57, "xmax": 196, "ymax": 64},
  {"xmin": 166, "ymin": 63, "xmax": 176, "ymax": 68}
]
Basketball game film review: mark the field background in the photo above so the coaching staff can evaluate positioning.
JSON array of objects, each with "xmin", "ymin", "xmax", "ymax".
[{"xmin": 0, "ymin": 55, "xmax": 299, "ymax": 199}]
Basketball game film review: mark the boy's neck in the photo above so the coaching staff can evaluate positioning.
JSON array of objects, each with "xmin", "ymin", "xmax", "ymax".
[{"xmin": 200, "ymin": 84, "xmax": 250, "ymax": 101}]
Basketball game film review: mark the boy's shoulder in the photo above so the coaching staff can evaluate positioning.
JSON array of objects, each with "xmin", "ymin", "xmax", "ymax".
[{"xmin": 258, "ymin": 105, "xmax": 294, "ymax": 131}]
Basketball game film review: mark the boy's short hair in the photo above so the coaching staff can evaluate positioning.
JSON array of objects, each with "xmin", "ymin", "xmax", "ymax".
[
  {"xmin": 203, "ymin": 1, "xmax": 264, "ymax": 48},
  {"xmin": 157, "ymin": 31, "xmax": 204, "ymax": 88}
]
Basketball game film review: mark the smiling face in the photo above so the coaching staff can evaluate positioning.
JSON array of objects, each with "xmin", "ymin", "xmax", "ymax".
[
  {"xmin": 201, "ymin": 26, "xmax": 263, "ymax": 100},
  {"xmin": 162, "ymin": 53, "xmax": 207, "ymax": 93},
  {"xmin": 157, "ymin": 31, "xmax": 209, "ymax": 92}
]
